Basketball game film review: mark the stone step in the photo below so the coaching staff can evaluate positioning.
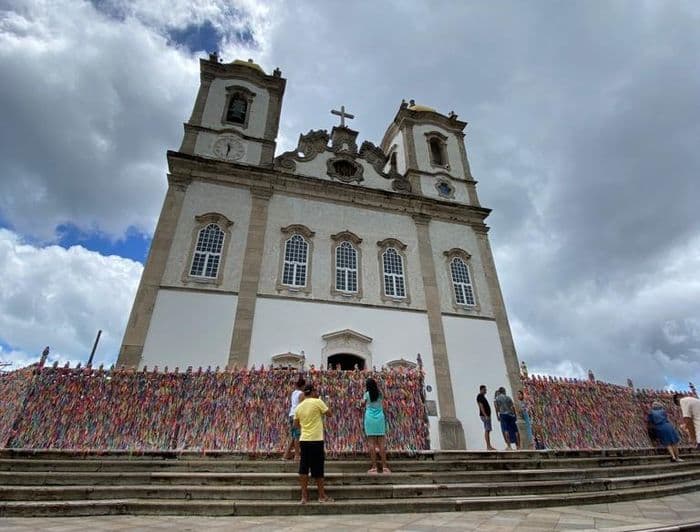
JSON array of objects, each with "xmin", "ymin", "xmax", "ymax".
[
  {"xmin": 1, "ymin": 460, "xmax": 698, "ymax": 486},
  {"xmin": 2, "ymin": 469, "xmax": 699, "ymax": 502},
  {"xmin": 1, "ymin": 479, "xmax": 699, "ymax": 517},
  {"xmin": 3, "ymin": 453, "xmax": 697, "ymax": 473},
  {"xmin": 2, "ymin": 447, "xmax": 688, "ymax": 461}
]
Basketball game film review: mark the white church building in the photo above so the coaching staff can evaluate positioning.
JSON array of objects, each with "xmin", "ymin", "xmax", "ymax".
[{"xmin": 118, "ymin": 55, "xmax": 522, "ymax": 450}]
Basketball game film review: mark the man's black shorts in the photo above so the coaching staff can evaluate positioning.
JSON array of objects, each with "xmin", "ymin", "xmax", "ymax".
[{"xmin": 299, "ymin": 440, "xmax": 325, "ymax": 478}]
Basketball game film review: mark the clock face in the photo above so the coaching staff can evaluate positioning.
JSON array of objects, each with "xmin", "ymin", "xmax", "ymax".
[{"xmin": 212, "ymin": 137, "xmax": 245, "ymax": 161}]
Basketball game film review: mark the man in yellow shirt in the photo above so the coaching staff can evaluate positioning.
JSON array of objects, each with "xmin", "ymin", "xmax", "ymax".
[{"xmin": 293, "ymin": 383, "xmax": 333, "ymax": 503}]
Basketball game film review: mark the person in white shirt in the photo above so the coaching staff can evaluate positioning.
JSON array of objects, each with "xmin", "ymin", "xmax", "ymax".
[
  {"xmin": 673, "ymin": 393, "xmax": 700, "ymax": 448},
  {"xmin": 283, "ymin": 377, "xmax": 306, "ymax": 460}
]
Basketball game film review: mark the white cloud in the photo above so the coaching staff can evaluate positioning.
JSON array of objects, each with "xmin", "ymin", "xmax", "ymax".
[{"xmin": 0, "ymin": 228, "xmax": 142, "ymax": 369}]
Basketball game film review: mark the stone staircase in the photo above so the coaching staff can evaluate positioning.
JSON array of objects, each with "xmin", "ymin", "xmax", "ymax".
[{"xmin": 1, "ymin": 448, "xmax": 699, "ymax": 516}]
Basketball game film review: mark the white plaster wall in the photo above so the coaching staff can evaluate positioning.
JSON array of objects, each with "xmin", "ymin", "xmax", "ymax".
[
  {"xmin": 292, "ymin": 151, "xmax": 393, "ymax": 193},
  {"xmin": 413, "ymin": 124, "xmax": 466, "ymax": 178},
  {"xmin": 258, "ymin": 194, "xmax": 426, "ymax": 309},
  {"xmin": 141, "ymin": 289, "xmax": 237, "ymax": 370},
  {"xmin": 419, "ymin": 174, "xmax": 470, "ymax": 205},
  {"xmin": 249, "ymin": 296, "xmax": 441, "ymax": 448},
  {"xmin": 200, "ymin": 78, "xmax": 269, "ymax": 138},
  {"xmin": 162, "ymin": 182, "xmax": 251, "ymax": 292},
  {"xmin": 429, "ymin": 220, "xmax": 494, "ymax": 317},
  {"xmin": 442, "ymin": 315, "xmax": 509, "ymax": 450},
  {"xmin": 194, "ymin": 130, "xmax": 263, "ymax": 166}
]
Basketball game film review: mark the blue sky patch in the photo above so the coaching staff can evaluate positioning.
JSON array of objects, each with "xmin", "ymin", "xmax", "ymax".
[
  {"xmin": 57, "ymin": 223, "xmax": 151, "ymax": 264},
  {"xmin": 168, "ymin": 21, "xmax": 223, "ymax": 55}
]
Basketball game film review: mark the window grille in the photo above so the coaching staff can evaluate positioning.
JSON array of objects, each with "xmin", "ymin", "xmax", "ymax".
[
  {"xmin": 451, "ymin": 257, "xmax": 475, "ymax": 306},
  {"xmin": 190, "ymin": 223, "xmax": 224, "ymax": 278},
  {"xmin": 335, "ymin": 241, "xmax": 358, "ymax": 293},
  {"xmin": 383, "ymin": 248, "xmax": 406, "ymax": 298},
  {"xmin": 282, "ymin": 234, "xmax": 308, "ymax": 287}
]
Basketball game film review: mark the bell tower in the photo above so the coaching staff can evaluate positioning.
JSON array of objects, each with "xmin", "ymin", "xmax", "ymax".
[
  {"xmin": 179, "ymin": 54, "xmax": 286, "ymax": 167},
  {"xmin": 380, "ymin": 100, "xmax": 481, "ymax": 206}
]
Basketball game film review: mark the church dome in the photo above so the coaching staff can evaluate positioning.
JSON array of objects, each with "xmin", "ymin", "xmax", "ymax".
[
  {"xmin": 407, "ymin": 103, "xmax": 436, "ymax": 112},
  {"xmin": 233, "ymin": 58, "xmax": 265, "ymax": 74}
]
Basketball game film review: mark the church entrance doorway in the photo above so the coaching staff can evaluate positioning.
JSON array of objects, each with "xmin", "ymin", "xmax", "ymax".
[{"xmin": 328, "ymin": 353, "xmax": 365, "ymax": 371}]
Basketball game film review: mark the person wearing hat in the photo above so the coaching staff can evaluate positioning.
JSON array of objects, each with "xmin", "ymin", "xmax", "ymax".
[
  {"xmin": 648, "ymin": 400, "xmax": 682, "ymax": 462},
  {"xmin": 293, "ymin": 383, "xmax": 333, "ymax": 504}
]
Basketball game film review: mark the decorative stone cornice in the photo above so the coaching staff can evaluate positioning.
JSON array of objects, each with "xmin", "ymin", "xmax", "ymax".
[
  {"xmin": 167, "ymin": 151, "xmax": 492, "ymax": 229},
  {"xmin": 200, "ymin": 58, "xmax": 286, "ymax": 95},
  {"xmin": 330, "ymin": 230, "xmax": 363, "ymax": 245},
  {"xmin": 377, "ymin": 237, "xmax": 407, "ymax": 251},
  {"xmin": 443, "ymin": 248, "xmax": 472, "ymax": 261},
  {"xmin": 194, "ymin": 212, "xmax": 234, "ymax": 228},
  {"xmin": 183, "ymin": 123, "xmax": 276, "ymax": 145},
  {"xmin": 281, "ymin": 223, "xmax": 315, "ymax": 238}
]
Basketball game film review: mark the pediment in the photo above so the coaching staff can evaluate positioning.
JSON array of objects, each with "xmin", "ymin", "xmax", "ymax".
[{"xmin": 321, "ymin": 328, "xmax": 373, "ymax": 344}]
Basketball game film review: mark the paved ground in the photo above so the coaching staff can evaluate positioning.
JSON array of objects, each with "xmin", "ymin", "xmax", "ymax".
[{"xmin": 1, "ymin": 492, "xmax": 700, "ymax": 531}]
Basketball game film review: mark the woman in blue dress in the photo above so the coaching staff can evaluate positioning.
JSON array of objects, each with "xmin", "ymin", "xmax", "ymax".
[
  {"xmin": 648, "ymin": 401, "xmax": 683, "ymax": 462},
  {"xmin": 362, "ymin": 378, "xmax": 390, "ymax": 474}
]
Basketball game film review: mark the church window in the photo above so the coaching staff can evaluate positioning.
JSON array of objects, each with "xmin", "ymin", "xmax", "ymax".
[
  {"xmin": 326, "ymin": 156, "xmax": 364, "ymax": 183},
  {"xmin": 450, "ymin": 257, "xmax": 475, "ymax": 306},
  {"xmin": 183, "ymin": 213, "xmax": 234, "ymax": 285},
  {"xmin": 226, "ymin": 94, "xmax": 248, "ymax": 124},
  {"xmin": 429, "ymin": 138, "xmax": 444, "ymax": 166},
  {"xmin": 335, "ymin": 241, "xmax": 358, "ymax": 293},
  {"xmin": 282, "ymin": 234, "xmax": 309, "ymax": 287},
  {"xmin": 221, "ymin": 86, "xmax": 256, "ymax": 129},
  {"xmin": 390, "ymin": 152, "xmax": 398, "ymax": 173},
  {"xmin": 425, "ymin": 131, "xmax": 450, "ymax": 169},
  {"xmin": 190, "ymin": 223, "xmax": 224, "ymax": 278},
  {"xmin": 382, "ymin": 248, "xmax": 406, "ymax": 298}
]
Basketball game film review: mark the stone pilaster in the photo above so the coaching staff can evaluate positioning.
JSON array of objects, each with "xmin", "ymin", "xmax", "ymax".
[
  {"xmin": 413, "ymin": 214, "xmax": 466, "ymax": 450},
  {"xmin": 402, "ymin": 124, "xmax": 422, "ymax": 194},
  {"xmin": 117, "ymin": 175, "xmax": 190, "ymax": 367},
  {"xmin": 179, "ymin": 72, "xmax": 214, "ymax": 154},
  {"xmin": 474, "ymin": 227, "xmax": 529, "ymax": 448},
  {"xmin": 228, "ymin": 187, "xmax": 273, "ymax": 368}
]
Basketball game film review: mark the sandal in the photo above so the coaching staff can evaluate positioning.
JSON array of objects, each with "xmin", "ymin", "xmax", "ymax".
[
  {"xmin": 367, "ymin": 467, "xmax": 378, "ymax": 474},
  {"xmin": 299, "ymin": 498, "xmax": 308, "ymax": 505},
  {"xmin": 381, "ymin": 467, "xmax": 392, "ymax": 475},
  {"xmin": 318, "ymin": 496, "xmax": 334, "ymax": 503}
]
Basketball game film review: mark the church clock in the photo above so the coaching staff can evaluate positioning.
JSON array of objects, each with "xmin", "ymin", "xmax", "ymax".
[{"xmin": 212, "ymin": 136, "xmax": 245, "ymax": 161}]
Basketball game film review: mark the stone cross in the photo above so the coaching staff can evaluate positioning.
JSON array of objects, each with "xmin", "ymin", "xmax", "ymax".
[{"xmin": 331, "ymin": 105, "xmax": 354, "ymax": 128}]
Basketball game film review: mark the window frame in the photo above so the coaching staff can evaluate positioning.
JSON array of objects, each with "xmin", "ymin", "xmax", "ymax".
[
  {"xmin": 443, "ymin": 248, "xmax": 480, "ymax": 311},
  {"xmin": 276, "ymin": 224, "xmax": 315, "ymax": 294},
  {"xmin": 221, "ymin": 85, "xmax": 256, "ymax": 129},
  {"xmin": 424, "ymin": 131, "xmax": 450, "ymax": 170},
  {"xmin": 330, "ymin": 231, "xmax": 363, "ymax": 299},
  {"xmin": 182, "ymin": 213, "xmax": 233, "ymax": 287},
  {"xmin": 377, "ymin": 238, "xmax": 411, "ymax": 304}
]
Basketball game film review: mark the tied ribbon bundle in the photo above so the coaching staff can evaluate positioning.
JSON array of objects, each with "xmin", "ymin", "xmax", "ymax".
[
  {"xmin": 522, "ymin": 376, "xmax": 696, "ymax": 449},
  {"xmin": 4, "ymin": 365, "xmax": 429, "ymax": 453},
  {"xmin": 0, "ymin": 368, "xmax": 35, "ymax": 447}
]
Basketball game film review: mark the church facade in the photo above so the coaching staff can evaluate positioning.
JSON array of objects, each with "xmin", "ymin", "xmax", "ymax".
[{"xmin": 117, "ymin": 55, "xmax": 522, "ymax": 450}]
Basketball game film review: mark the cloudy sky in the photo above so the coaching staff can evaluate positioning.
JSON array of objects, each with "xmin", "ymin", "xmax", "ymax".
[{"xmin": 1, "ymin": 0, "xmax": 699, "ymax": 390}]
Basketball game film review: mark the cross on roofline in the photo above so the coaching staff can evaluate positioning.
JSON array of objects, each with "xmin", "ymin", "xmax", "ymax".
[{"xmin": 331, "ymin": 105, "xmax": 354, "ymax": 127}]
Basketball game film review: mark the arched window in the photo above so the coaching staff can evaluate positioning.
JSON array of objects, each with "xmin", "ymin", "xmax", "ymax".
[
  {"xmin": 335, "ymin": 241, "xmax": 358, "ymax": 293},
  {"xmin": 390, "ymin": 152, "xmax": 398, "ymax": 173},
  {"xmin": 450, "ymin": 257, "xmax": 475, "ymax": 306},
  {"xmin": 190, "ymin": 223, "xmax": 224, "ymax": 278},
  {"xmin": 429, "ymin": 138, "xmax": 444, "ymax": 166},
  {"xmin": 382, "ymin": 248, "xmax": 406, "ymax": 298},
  {"xmin": 226, "ymin": 93, "xmax": 248, "ymax": 124},
  {"xmin": 282, "ymin": 234, "xmax": 309, "ymax": 287}
]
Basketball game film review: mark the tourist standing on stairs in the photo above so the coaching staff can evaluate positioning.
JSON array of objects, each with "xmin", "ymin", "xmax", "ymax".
[
  {"xmin": 674, "ymin": 393, "xmax": 700, "ymax": 449},
  {"xmin": 283, "ymin": 377, "xmax": 305, "ymax": 460},
  {"xmin": 495, "ymin": 387, "xmax": 520, "ymax": 450},
  {"xmin": 477, "ymin": 385, "xmax": 496, "ymax": 450},
  {"xmin": 294, "ymin": 383, "xmax": 333, "ymax": 504},
  {"xmin": 362, "ymin": 377, "xmax": 391, "ymax": 474},
  {"xmin": 647, "ymin": 401, "xmax": 683, "ymax": 462},
  {"xmin": 517, "ymin": 389, "xmax": 533, "ymax": 448}
]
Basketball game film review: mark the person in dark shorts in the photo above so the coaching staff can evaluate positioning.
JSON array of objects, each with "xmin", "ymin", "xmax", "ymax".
[
  {"xmin": 283, "ymin": 377, "xmax": 305, "ymax": 460},
  {"xmin": 477, "ymin": 385, "xmax": 496, "ymax": 450},
  {"xmin": 494, "ymin": 386, "xmax": 520, "ymax": 450},
  {"xmin": 294, "ymin": 384, "xmax": 333, "ymax": 504}
]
